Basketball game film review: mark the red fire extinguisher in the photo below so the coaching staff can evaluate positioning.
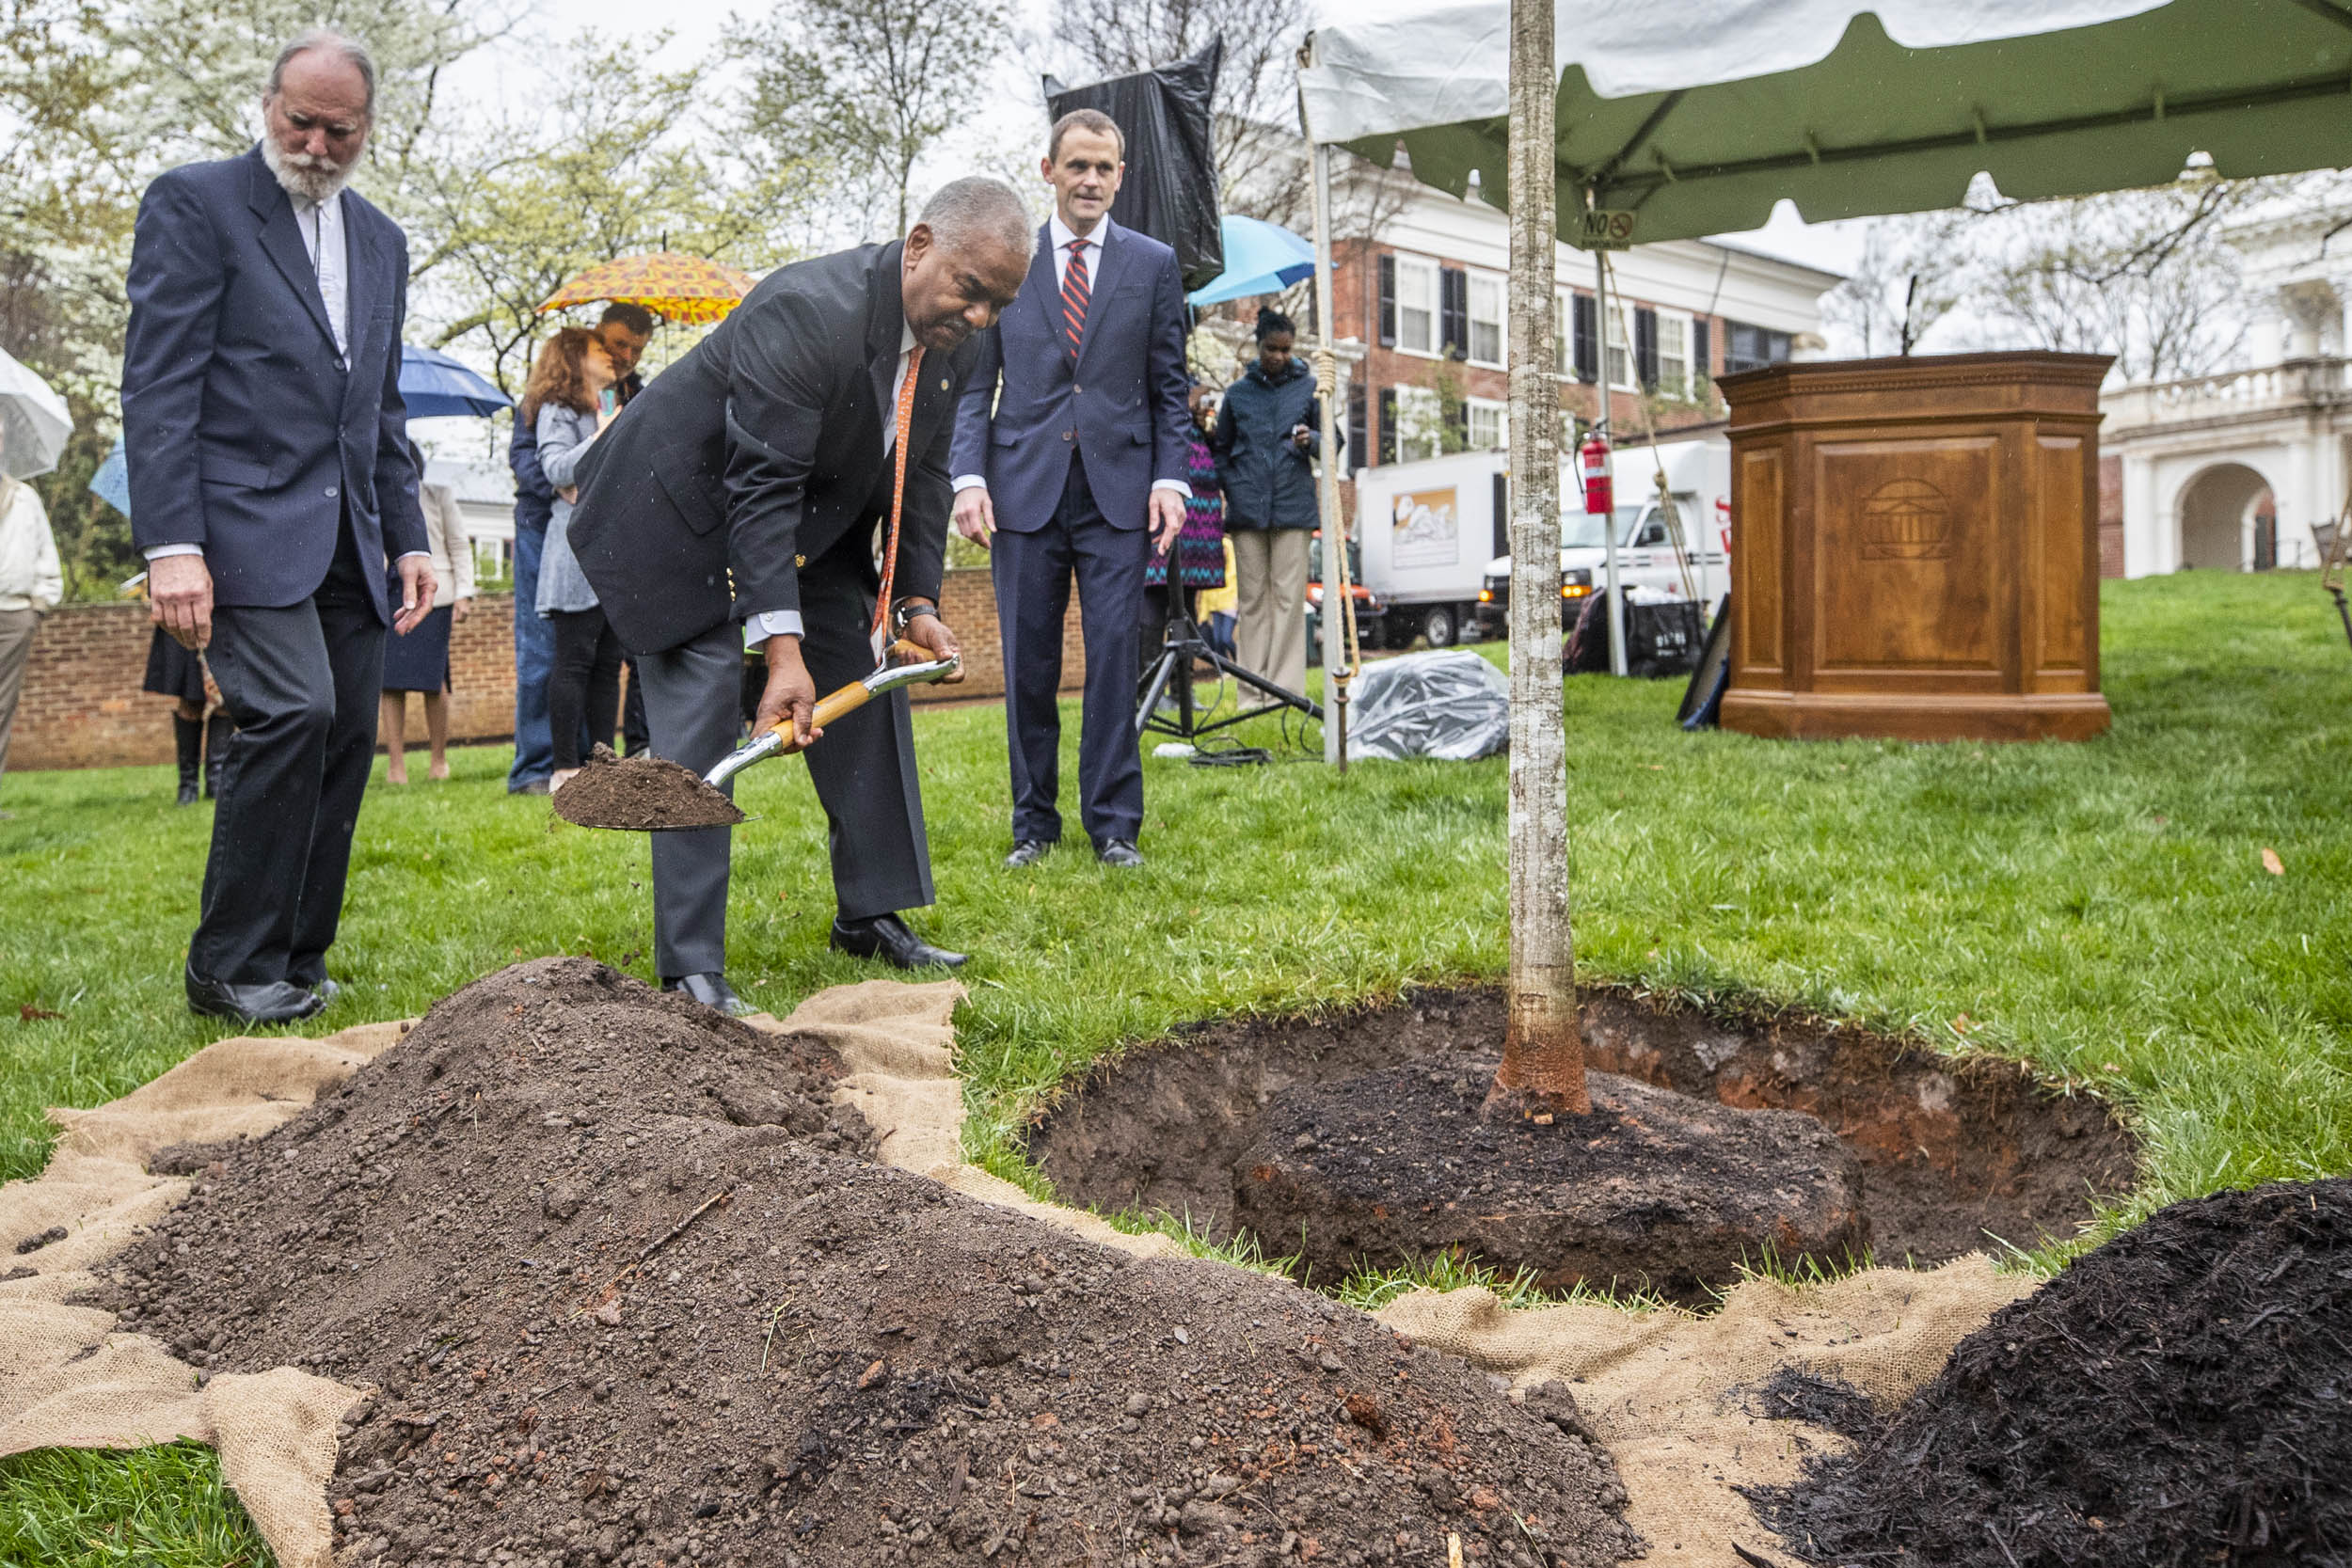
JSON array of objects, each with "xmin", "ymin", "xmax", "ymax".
[{"xmin": 1579, "ymin": 429, "xmax": 1613, "ymax": 516}]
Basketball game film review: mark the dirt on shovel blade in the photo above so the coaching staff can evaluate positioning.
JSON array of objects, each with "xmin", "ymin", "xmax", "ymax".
[{"xmin": 552, "ymin": 743, "xmax": 747, "ymax": 831}]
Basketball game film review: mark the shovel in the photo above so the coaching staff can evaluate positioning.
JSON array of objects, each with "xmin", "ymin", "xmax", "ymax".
[{"xmin": 553, "ymin": 641, "xmax": 962, "ymax": 832}]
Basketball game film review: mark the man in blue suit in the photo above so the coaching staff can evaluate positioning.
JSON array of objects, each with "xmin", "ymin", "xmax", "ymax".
[
  {"xmin": 126, "ymin": 30, "xmax": 435, "ymax": 1024},
  {"xmin": 949, "ymin": 108, "xmax": 1190, "ymax": 870}
]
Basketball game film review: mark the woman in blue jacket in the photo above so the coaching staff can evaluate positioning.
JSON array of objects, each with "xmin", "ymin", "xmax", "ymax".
[{"xmin": 1211, "ymin": 309, "xmax": 1340, "ymax": 704}]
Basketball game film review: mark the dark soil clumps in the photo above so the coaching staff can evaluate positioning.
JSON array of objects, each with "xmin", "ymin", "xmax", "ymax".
[
  {"xmin": 1755, "ymin": 1179, "xmax": 2352, "ymax": 1568},
  {"xmin": 553, "ymin": 744, "xmax": 746, "ymax": 831},
  {"xmin": 91, "ymin": 960, "xmax": 1642, "ymax": 1568},
  {"xmin": 1035, "ymin": 988, "xmax": 2133, "ymax": 1268},
  {"xmin": 1234, "ymin": 1062, "xmax": 1866, "ymax": 1298}
]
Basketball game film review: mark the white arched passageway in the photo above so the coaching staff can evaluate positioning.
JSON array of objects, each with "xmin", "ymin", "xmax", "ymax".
[
  {"xmin": 2105, "ymin": 363, "xmax": 2347, "ymax": 577},
  {"xmin": 2175, "ymin": 461, "xmax": 2275, "ymax": 572}
]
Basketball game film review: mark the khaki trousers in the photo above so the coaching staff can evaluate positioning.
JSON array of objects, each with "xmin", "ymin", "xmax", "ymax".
[
  {"xmin": 0, "ymin": 606, "xmax": 38, "ymax": 783},
  {"xmin": 1231, "ymin": 530, "xmax": 1311, "ymax": 705}
]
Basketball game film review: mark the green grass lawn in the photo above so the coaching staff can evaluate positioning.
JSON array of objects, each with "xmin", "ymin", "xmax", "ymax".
[{"xmin": 2, "ymin": 570, "xmax": 2347, "ymax": 1561}]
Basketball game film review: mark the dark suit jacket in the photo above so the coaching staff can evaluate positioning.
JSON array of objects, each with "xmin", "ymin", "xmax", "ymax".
[
  {"xmin": 947, "ymin": 218, "xmax": 1190, "ymax": 533},
  {"xmin": 570, "ymin": 242, "xmax": 974, "ymax": 657},
  {"xmin": 122, "ymin": 146, "xmax": 426, "ymax": 622}
]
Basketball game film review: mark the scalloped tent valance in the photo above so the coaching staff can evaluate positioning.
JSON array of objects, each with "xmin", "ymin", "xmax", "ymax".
[{"xmin": 1299, "ymin": 0, "xmax": 2352, "ymax": 244}]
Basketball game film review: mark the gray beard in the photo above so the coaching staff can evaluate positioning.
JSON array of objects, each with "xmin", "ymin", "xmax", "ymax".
[{"xmin": 261, "ymin": 136, "xmax": 355, "ymax": 205}]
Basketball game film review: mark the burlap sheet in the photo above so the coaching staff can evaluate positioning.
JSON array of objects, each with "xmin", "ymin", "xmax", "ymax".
[
  {"xmin": 0, "ymin": 1022, "xmax": 406, "ymax": 1568},
  {"xmin": 2, "ymin": 988, "xmax": 2032, "ymax": 1566},
  {"xmin": 1375, "ymin": 1259, "xmax": 2033, "ymax": 1559}
]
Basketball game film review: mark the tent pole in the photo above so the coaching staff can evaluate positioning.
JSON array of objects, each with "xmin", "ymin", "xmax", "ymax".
[
  {"xmin": 1595, "ymin": 245, "xmax": 1628, "ymax": 677},
  {"xmin": 1305, "ymin": 105, "xmax": 1349, "ymax": 768}
]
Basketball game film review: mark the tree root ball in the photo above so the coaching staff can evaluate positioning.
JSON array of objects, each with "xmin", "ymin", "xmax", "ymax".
[{"xmin": 1233, "ymin": 1061, "xmax": 1867, "ymax": 1298}]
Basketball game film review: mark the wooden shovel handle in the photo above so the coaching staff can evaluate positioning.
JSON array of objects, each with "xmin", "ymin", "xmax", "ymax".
[
  {"xmin": 773, "ymin": 682, "xmax": 870, "ymax": 755},
  {"xmin": 769, "ymin": 642, "xmax": 935, "ymax": 754}
]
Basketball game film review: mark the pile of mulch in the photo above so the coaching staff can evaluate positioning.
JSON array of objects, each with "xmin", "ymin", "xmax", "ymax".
[
  {"xmin": 89, "ymin": 960, "xmax": 1641, "ymax": 1568},
  {"xmin": 1754, "ymin": 1178, "xmax": 2352, "ymax": 1567},
  {"xmin": 552, "ymin": 744, "xmax": 746, "ymax": 831}
]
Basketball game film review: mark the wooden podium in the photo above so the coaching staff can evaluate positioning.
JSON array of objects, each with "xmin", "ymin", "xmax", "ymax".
[{"xmin": 1716, "ymin": 352, "xmax": 2113, "ymax": 742}]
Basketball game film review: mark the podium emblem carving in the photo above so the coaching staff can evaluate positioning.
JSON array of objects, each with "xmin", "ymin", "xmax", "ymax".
[{"xmin": 1861, "ymin": 478, "xmax": 1953, "ymax": 561}]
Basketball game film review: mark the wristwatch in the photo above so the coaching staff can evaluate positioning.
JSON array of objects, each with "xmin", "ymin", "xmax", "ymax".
[{"xmin": 891, "ymin": 597, "xmax": 939, "ymax": 636}]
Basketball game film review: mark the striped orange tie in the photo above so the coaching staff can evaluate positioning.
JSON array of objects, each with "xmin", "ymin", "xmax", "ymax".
[
  {"xmin": 871, "ymin": 345, "xmax": 925, "ymax": 654},
  {"xmin": 1061, "ymin": 239, "xmax": 1089, "ymax": 358}
]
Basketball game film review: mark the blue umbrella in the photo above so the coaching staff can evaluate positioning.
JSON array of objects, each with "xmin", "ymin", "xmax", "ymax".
[
  {"xmin": 1185, "ymin": 215, "xmax": 1321, "ymax": 307},
  {"xmin": 400, "ymin": 344, "xmax": 512, "ymax": 419},
  {"xmin": 89, "ymin": 436, "xmax": 131, "ymax": 518}
]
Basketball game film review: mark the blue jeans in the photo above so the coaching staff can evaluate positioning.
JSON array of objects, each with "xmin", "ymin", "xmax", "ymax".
[{"xmin": 507, "ymin": 519, "xmax": 556, "ymax": 789}]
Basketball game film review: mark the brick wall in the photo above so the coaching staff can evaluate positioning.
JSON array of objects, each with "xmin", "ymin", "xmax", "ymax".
[
  {"xmin": 2097, "ymin": 453, "xmax": 2126, "ymax": 579},
  {"xmin": 5, "ymin": 565, "xmax": 1074, "ymax": 771}
]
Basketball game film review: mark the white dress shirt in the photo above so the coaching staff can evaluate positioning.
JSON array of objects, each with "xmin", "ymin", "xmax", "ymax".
[
  {"xmin": 950, "ymin": 213, "xmax": 1189, "ymax": 502},
  {"xmin": 294, "ymin": 191, "xmax": 351, "ymax": 363},
  {"xmin": 145, "ymin": 187, "xmax": 424, "ymax": 566},
  {"xmin": 746, "ymin": 323, "xmax": 919, "ymax": 648}
]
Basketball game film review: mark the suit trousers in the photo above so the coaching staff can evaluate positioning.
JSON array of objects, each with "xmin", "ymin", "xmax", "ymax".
[
  {"xmin": 993, "ymin": 454, "xmax": 1145, "ymax": 846},
  {"xmin": 192, "ymin": 515, "xmax": 385, "ymax": 987},
  {"xmin": 635, "ymin": 552, "xmax": 933, "ymax": 979},
  {"xmin": 1232, "ymin": 529, "xmax": 1311, "ymax": 705},
  {"xmin": 0, "ymin": 606, "xmax": 37, "ymax": 784}
]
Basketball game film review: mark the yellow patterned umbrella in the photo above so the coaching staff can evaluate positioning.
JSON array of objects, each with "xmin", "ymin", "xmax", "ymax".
[{"xmin": 538, "ymin": 253, "xmax": 757, "ymax": 325}]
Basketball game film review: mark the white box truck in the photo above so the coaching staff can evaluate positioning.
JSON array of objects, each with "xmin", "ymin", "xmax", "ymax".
[
  {"xmin": 1350, "ymin": 451, "xmax": 1511, "ymax": 650},
  {"xmin": 1352, "ymin": 432, "xmax": 1730, "ymax": 646}
]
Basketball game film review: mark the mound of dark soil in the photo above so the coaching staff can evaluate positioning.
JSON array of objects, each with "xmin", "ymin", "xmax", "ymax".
[
  {"xmin": 92, "ymin": 960, "xmax": 1642, "ymax": 1568},
  {"xmin": 1233, "ymin": 1062, "xmax": 1866, "ymax": 1298},
  {"xmin": 1756, "ymin": 1179, "xmax": 2352, "ymax": 1568},
  {"xmin": 553, "ymin": 744, "xmax": 746, "ymax": 831}
]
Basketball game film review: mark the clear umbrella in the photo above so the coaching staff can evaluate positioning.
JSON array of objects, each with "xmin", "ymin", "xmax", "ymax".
[{"xmin": 0, "ymin": 344, "xmax": 72, "ymax": 480}]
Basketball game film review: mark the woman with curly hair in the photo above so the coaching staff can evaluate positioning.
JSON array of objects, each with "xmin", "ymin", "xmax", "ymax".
[{"xmin": 525, "ymin": 326, "xmax": 623, "ymax": 791}]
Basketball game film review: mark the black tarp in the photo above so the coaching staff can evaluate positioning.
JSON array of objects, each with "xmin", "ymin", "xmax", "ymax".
[{"xmin": 1043, "ymin": 39, "xmax": 1224, "ymax": 292}]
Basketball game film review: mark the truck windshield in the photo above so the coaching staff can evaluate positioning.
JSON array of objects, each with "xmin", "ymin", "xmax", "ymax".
[
  {"xmin": 1559, "ymin": 507, "xmax": 1644, "ymax": 549},
  {"xmin": 1559, "ymin": 513, "xmax": 1612, "ymax": 548}
]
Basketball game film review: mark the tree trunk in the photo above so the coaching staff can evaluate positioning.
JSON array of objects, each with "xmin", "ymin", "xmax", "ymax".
[{"xmin": 1486, "ymin": 0, "xmax": 1590, "ymax": 1121}]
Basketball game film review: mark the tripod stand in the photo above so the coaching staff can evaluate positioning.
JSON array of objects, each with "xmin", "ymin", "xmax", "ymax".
[{"xmin": 1135, "ymin": 613, "xmax": 1321, "ymax": 743}]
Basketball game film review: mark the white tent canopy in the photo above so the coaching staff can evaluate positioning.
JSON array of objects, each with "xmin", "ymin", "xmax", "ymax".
[{"xmin": 1298, "ymin": 0, "xmax": 2352, "ymax": 245}]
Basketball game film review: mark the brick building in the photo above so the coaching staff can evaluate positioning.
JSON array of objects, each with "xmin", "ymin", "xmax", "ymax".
[{"xmin": 1295, "ymin": 183, "xmax": 1841, "ymax": 474}]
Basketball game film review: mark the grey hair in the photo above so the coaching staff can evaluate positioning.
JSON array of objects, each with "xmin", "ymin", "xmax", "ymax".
[
  {"xmin": 266, "ymin": 28, "xmax": 377, "ymax": 116},
  {"xmin": 916, "ymin": 178, "xmax": 1036, "ymax": 263}
]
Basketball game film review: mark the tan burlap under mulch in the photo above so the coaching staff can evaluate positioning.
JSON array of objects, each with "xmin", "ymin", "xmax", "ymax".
[{"xmin": 0, "ymin": 981, "xmax": 2034, "ymax": 1566}]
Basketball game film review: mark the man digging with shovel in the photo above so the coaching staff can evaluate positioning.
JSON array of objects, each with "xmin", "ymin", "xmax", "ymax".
[{"xmin": 563, "ymin": 178, "xmax": 1033, "ymax": 1014}]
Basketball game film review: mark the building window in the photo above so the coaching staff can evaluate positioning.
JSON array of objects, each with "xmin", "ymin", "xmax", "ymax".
[
  {"xmin": 1467, "ymin": 398, "xmax": 1508, "ymax": 451},
  {"xmin": 1467, "ymin": 273, "xmax": 1504, "ymax": 368},
  {"xmin": 1604, "ymin": 304, "xmax": 1633, "ymax": 390},
  {"xmin": 1392, "ymin": 385, "xmax": 1442, "ymax": 462},
  {"xmin": 1724, "ymin": 321, "xmax": 1793, "ymax": 374},
  {"xmin": 1393, "ymin": 255, "xmax": 1438, "ymax": 356},
  {"xmin": 1655, "ymin": 311, "xmax": 1692, "ymax": 394},
  {"xmin": 1571, "ymin": 292, "xmax": 1598, "ymax": 383}
]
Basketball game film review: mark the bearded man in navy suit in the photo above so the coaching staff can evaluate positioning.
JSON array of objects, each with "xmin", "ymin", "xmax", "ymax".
[
  {"xmin": 124, "ymin": 30, "xmax": 435, "ymax": 1024},
  {"xmin": 948, "ymin": 108, "xmax": 1191, "ymax": 871}
]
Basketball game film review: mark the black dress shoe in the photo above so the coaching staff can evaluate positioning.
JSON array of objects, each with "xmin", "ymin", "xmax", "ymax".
[
  {"xmin": 1003, "ymin": 838, "xmax": 1055, "ymax": 869},
  {"xmin": 185, "ymin": 968, "xmax": 326, "ymax": 1024},
  {"xmin": 303, "ymin": 977, "xmax": 342, "ymax": 1006},
  {"xmin": 1095, "ymin": 838, "xmax": 1145, "ymax": 868},
  {"xmin": 661, "ymin": 972, "xmax": 754, "ymax": 1017},
  {"xmin": 832, "ymin": 913, "xmax": 967, "ymax": 970}
]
